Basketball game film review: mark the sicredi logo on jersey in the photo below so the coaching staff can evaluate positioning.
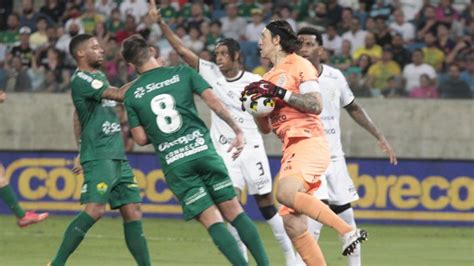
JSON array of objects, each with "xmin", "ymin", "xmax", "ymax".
[{"xmin": 134, "ymin": 75, "xmax": 180, "ymax": 99}]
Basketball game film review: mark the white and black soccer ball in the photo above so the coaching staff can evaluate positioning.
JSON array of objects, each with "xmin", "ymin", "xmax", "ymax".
[{"xmin": 241, "ymin": 92, "xmax": 275, "ymax": 117}]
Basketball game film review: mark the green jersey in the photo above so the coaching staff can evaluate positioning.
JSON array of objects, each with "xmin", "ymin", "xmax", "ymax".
[
  {"xmin": 71, "ymin": 69, "xmax": 126, "ymax": 163},
  {"xmin": 124, "ymin": 66, "xmax": 213, "ymax": 173}
]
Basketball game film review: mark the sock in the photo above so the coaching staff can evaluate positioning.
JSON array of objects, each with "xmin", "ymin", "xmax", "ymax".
[
  {"xmin": 51, "ymin": 212, "xmax": 96, "ymax": 266},
  {"xmin": 227, "ymin": 223, "xmax": 248, "ymax": 262},
  {"xmin": 266, "ymin": 213, "xmax": 296, "ymax": 265},
  {"xmin": 0, "ymin": 185, "xmax": 25, "ymax": 218},
  {"xmin": 208, "ymin": 222, "xmax": 248, "ymax": 265},
  {"xmin": 292, "ymin": 230, "xmax": 326, "ymax": 266},
  {"xmin": 293, "ymin": 192, "xmax": 352, "ymax": 235},
  {"xmin": 295, "ymin": 219, "xmax": 324, "ymax": 265},
  {"xmin": 339, "ymin": 208, "xmax": 361, "ymax": 266},
  {"xmin": 231, "ymin": 212, "xmax": 269, "ymax": 266},
  {"xmin": 124, "ymin": 220, "xmax": 151, "ymax": 266}
]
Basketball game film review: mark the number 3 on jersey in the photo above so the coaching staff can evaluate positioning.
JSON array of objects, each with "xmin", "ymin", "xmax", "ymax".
[{"xmin": 151, "ymin": 94, "xmax": 182, "ymax": 133}]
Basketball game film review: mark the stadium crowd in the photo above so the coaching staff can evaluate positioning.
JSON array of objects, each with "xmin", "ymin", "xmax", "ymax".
[{"xmin": 0, "ymin": 0, "xmax": 473, "ymax": 98}]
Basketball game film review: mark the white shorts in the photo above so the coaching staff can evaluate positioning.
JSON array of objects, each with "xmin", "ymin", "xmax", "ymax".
[
  {"xmin": 314, "ymin": 157, "xmax": 359, "ymax": 205},
  {"xmin": 214, "ymin": 141, "xmax": 272, "ymax": 195}
]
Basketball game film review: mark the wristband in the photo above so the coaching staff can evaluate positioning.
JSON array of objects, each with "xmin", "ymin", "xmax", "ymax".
[{"xmin": 283, "ymin": 90, "xmax": 292, "ymax": 102}]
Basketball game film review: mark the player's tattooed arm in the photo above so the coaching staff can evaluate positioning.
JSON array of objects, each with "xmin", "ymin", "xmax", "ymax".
[
  {"xmin": 345, "ymin": 101, "xmax": 398, "ymax": 165},
  {"xmin": 286, "ymin": 92, "xmax": 323, "ymax": 115},
  {"xmin": 200, "ymin": 89, "xmax": 245, "ymax": 159}
]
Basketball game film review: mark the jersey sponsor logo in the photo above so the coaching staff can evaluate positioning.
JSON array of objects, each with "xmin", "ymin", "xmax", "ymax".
[
  {"xmin": 254, "ymin": 176, "xmax": 270, "ymax": 191},
  {"xmin": 91, "ymin": 79, "xmax": 104, "ymax": 90},
  {"xmin": 184, "ymin": 187, "xmax": 207, "ymax": 206},
  {"xmin": 102, "ymin": 121, "xmax": 121, "ymax": 135},
  {"xmin": 134, "ymin": 75, "xmax": 181, "ymax": 99},
  {"xmin": 101, "ymin": 99, "xmax": 117, "ymax": 107},
  {"xmin": 324, "ymin": 128, "xmax": 336, "ymax": 135},
  {"xmin": 320, "ymin": 115, "xmax": 335, "ymax": 121},
  {"xmin": 213, "ymin": 180, "xmax": 233, "ymax": 191},
  {"xmin": 158, "ymin": 130, "xmax": 204, "ymax": 152},
  {"xmin": 219, "ymin": 135, "xmax": 229, "ymax": 145},
  {"xmin": 270, "ymin": 114, "xmax": 287, "ymax": 124},
  {"xmin": 165, "ymin": 143, "xmax": 208, "ymax": 164},
  {"xmin": 77, "ymin": 72, "xmax": 94, "ymax": 83},
  {"xmin": 277, "ymin": 74, "xmax": 286, "ymax": 86}
]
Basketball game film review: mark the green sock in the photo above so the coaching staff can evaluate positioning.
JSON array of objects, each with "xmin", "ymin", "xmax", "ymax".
[
  {"xmin": 0, "ymin": 185, "xmax": 25, "ymax": 218},
  {"xmin": 231, "ymin": 213, "xmax": 269, "ymax": 266},
  {"xmin": 51, "ymin": 212, "xmax": 96, "ymax": 266},
  {"xmin": 208, "ymin": 222, "xmax": 248, "ymax": 266},
  {"xmin": 124, "ymin": 220, "xmax": 151, "ymax": 266}
]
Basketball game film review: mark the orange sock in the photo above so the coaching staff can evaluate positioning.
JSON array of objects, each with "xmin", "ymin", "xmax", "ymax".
[
  {"xmin": 292, "ymin": 231, "xmax": 326, "ymax": 266},
  {"xmin": 293, "ymin": 192, "xmax": 353, "ymax": 235}
]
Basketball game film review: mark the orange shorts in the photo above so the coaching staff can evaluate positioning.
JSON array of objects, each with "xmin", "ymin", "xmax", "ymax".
[{"xmin": 278, "ymin": 136, "xmax": 330, "ymax": 216}]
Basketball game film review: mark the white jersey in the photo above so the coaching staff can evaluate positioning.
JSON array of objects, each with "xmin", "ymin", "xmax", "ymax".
[
  {"xmin": 198, "ymin": 59, "xmax": 263, "ymax": 144},
  {"xmin": 318, "ymin": 64, "xmax": 355, "ymax": 159}
]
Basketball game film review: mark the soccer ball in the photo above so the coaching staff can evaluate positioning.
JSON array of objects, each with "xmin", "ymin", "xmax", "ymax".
[{"xmin": 241, "ymin": 92, "xmax": 275, "ymax": 117}]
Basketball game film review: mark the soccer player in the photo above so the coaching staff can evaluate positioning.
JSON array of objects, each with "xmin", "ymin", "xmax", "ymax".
[
  {"xmin": 153, "ymin": 9, "xmax": 295, "ymax": 265},
  {"xmin": 120, "ymin": 33, "xmax": 268, "ymax": 266},
  {"xmin": 295, "ymin": 27, "xmax": 397, "ymax": 266},
  {"xmin": 241, "ymin": 20, "xmax": 367, "ymax": 266},
  {"xmin": 49, "ymin": 34, "xmax": 150, "ymax": 266},
  {"xmin": 0, "ymin": 91, "xmax": 49, "ymax": 228}
]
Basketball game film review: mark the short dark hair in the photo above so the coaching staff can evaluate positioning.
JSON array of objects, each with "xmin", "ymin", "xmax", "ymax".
[
  {"xmin": 121, "ymin": 34, "xmax": 151, "ymax": 67},
  {"xmin": 210, "ymin": 20, "xmax": 222, "ymax": 28},
  {"xmin": 69, "ymin": 33, "xmax": 94, "ymax": 60},
  {"xmin": 266, "ymin": 20, "xmax": 301, "ymax": 53},
  {"xmin": 297, "ymin": 27, "xmax": 323, "ymax": 46},
  {"xmin": 215, "ymin": 38, "xmax": 241, "ymax": 61}
]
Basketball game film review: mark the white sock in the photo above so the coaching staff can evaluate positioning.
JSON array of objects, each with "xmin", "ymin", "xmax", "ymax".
[
  {"xmin": 295, "ymin": 218, "xmax": 324, "ymax": 265},
  {"xmin": 267, "ymin": 213, "xmax": 296, "ymax": 266},
  {"xmin": 227, "ymin": 223, "xmax": 248, "ymax": 262},
  {"xmin": 339, "ymin": 208, "xmax": 361, "ymax": 266}
]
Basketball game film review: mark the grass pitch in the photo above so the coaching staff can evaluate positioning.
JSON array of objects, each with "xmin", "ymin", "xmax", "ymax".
[{"xmin": 0, "ymin": 215, "xmax": 472, "ymax": 265}]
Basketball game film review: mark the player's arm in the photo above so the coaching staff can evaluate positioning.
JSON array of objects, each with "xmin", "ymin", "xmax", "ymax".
[
  {"xmin": 149, "ymin": 2, "xmax": 199, "ymax": 68},
  {"xmin": 200, "ymin": 89, "xmax": 245, "ymax": 159},
  {"xmin": 254, "ymin": 116, "xmax": 272, "ymax": 134},
  {"xmin": 130, "ymin": 126, "xmax": 150, "ymax": 146},
  {"xmin": 345, "ymin": 101, "xmax": 398, "ymax": 165},
  {"xmin": 101, "ymin": 81, "xmax": 135, "ymax": 102},
  {"xmin": 72, "ymin": 110, "xmax": 82, "ymax": 174}
]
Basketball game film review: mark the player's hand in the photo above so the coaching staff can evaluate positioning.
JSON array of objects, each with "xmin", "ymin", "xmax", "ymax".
[
  {"xmin": 243, "ymin": 80, "xmax": 288, "ymax": 101},
  {"xmin": 0, "ymin": 91, "xmax": 6, "ymax": 103},
  {"xmin": 148, "ymin": 0, "xmax": 162, "ymax": 24},
  {"xmin": 227, "ymin": 132, "xmax": 245, "ymax": 160},
  {"xmin": 72, "ymin": 155, "xmax": 83, "ymax": 175},
  {"xmin": 378, "ymin": 136, "xmax": 398, "ymax": 165}
]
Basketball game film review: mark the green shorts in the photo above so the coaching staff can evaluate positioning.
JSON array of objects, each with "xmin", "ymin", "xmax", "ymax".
[
  {"xmin": 80, "ymin": 159, "xmax": 142, "ymax": 209},
  {"xmin": 165, "ymin": 154, "xmax": 236, "ymax": 220}
]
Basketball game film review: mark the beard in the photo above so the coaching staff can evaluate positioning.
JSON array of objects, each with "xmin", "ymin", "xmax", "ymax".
[{"xmin": 89, "ymin": 60, "xmax": 103, "ymax": 69}]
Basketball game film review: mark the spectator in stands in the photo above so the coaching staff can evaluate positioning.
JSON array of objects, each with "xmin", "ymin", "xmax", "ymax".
[
  {"xmin": 322, "ymin": 24, "xmax": 342, "ymax": 55},
  {"xmin": 19, "ymin": 0, "xmax": 41, "ymax": 32},
  {"xmin": 81, "ymin": 0, "xmax": 105, "ymax": 35},
  {"xmin": 245, "ymin": 8, "xmax": 265, "ymax": 42},
  {"xmin": 306, "ymin": 2, "xmax": 330, "ymax": 30},
  {"xmin": 337, "ymin": 7, "xmax": 353, "ymax": 34},
  {"xmin": 353, "ymin": 1, "xmax": 368, "ymax": 29},
  {"xmin": 461, "ymin": 1, "xmax": 474, "ymax": 23},
  {"xmin": 346, "ymin": 66, "xmax": 372, "ymax": 97},
  {"xmin": 326, "ymin": 0, "xmax": 343, "ymax": 26},
  {"xmin": 95, "ymin": 0, "xmax": 117, "ymax": 18},
  {"xmin": 40, "ymin": 47, "xmax": 70, "ymax": 92},
  {"xmin": 278, "ymin": 5, "xmax": 297, "ymax": 32},
  {"xmin": 291, "ymin": 0, "xmax": 310, "ymax": 23},
  {"xmin": 330, "ymin": 39, "xmax": 352, "ymax": 71},
  {"xmin": 205, "ymin": 20, "xmax": 224, "ymax": 52},
  {"xmin": 137, "ymin": 14, "xmax": 162, "ymax": 45},
  {"xmin": 116, "ymin": 14, "xmax": 137, "ymax": 43},
  {"xmin": 435, "ymin": 0, "xmax": 460, "ymax": 23},
  {"xmin": 416, "ymin": 5, "xmax": 437, "ymax": 41},
  {"xmin": 409, "ymin": 74, "xmax": 439, "ymax": 99},
  {"xmin": 27, "ymin": 49, "xmax": 45, "ymax": 91},
  {"xmin": 159, "ymin": 0, "xmax": 178, "ymax": 25},
  {"xmin": 105, "ymin": 8, "xmax": 124, "ymax": 38},
  {"xmin": 402, "ymin": 49, "xmax": 437, "ymax": 93},
  {"xmin": 367, "ymin": 47, "xmax": 401, "ymax": 94},
  {"xmin": 0, "ymin": 0, "xmax": 13, "ymax": 31},
  {"xmin": 29, "ymin": 16, "xmax": 49, "ymax": 50},
  {"xmin": 342, "ymin": 17, "xmax": 367, "ymax": 53},
  {"xmin": 0, "ymin": 12, "xmax": 21, "ymax": 53},
  {"xmin": 382, "ymin": 76, "xmax": 406, "ymax": 98},
  {"xmin": 422, "ymin": 31, "xmax": 445, "ymax": 72},
  {"xmin": 436, "ymin": 22, "xmax": 455, "ymax": 55},
  {"xmin": 352, "ymin": 32, "xmax": 382, "ymax": 61},
  {"xmin": 364, "ymin": 16, "xmax": 377, "ymax": 32},
  {"xmin": 390, "ymin": 33, "xmax": 411, "ymax": 68},
  {"xmin": 220, "ymin": 3, "xmax": 246, "ymax": 40},
  {"xmin": 119, "ymin": 0, "xmax": 147, "ymax": 24},
  {"xmin": 183, "ymin": 26, "xmax": 204, "ymax": 53},
  {"xmin": 55, "ymin": 20, "xmax": 81, "ymax": 57},
  {"xmin": 40, "ymin": 0, "xmax": 65, "ymax": 23},
  {"xmin": 238, "ymin": 0, "xmax": 261, "ymax": 22},
  {"xmin": 446, "ymin": 36, "xmax": 473, "ymax": 65},
  {"xmin": 389, "ymin": 9, "xmax": 415, "ymax": 44},
  {"xmin": 460, "ymin": 53, "xmax": 474, "ymax": 96},
  {"xmin": 369, "ymin": 0, "xmax": 393, "ymax": 19},
  {"xmin": 167, "ymin": 50, "xmax": 181, "ymax": 66},
  {"xmin": 6, "ymin": 56, "xmax": 31, "ymax": 92},
  {"xmin": 438, "ymin": 64, "xmax": 471, "ymax": 99},
  {"xmin": 94, "ymin": 21, "xmax": 112, "ymax": 47},
  {"xmin": 252, "ymin": 57, "xmax": 271, "ymax": 77},
  {"xmin": 374, "ymin": 15, "xmax": 392, "ymax": 47},
  {"xmin": 10, "ymin": 27, "xmax": 33, "ymax": 67},
  {"xmin": 187, "ymin": 2, "xmax": 210, "ymax": 30}
]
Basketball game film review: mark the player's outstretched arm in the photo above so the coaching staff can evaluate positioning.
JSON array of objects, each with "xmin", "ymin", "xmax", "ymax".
[
  {"xmin": 149, "ymin": 2, "xmax": 199, "ymax": 68},
  {"xmin": 345, "ymin": 101, "xmax": 398, "ymax": 165},
  {"xmin": 200, "ymin": 89, "xmax": 245, "ymax": 159},
  {"xmin": 130, "ymin": 126, "xmax": 150, "ymax": 146},
  {"xmin": 101, "ymin": 80, "xmax": 135, "ymax": 102}
]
